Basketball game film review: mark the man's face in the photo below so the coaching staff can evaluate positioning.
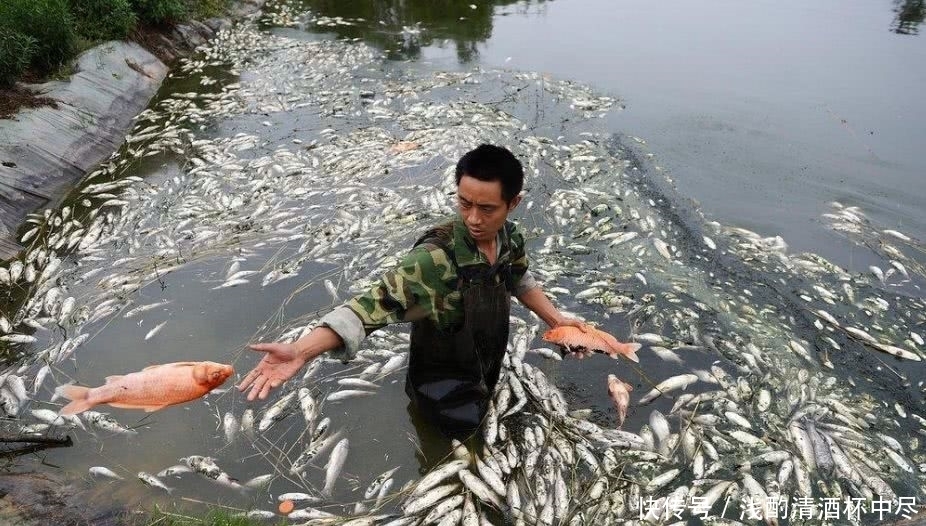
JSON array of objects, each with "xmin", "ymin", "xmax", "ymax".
[{"xmin": 457, "ymin": 174, "xmax": 521, "ymax": 243}]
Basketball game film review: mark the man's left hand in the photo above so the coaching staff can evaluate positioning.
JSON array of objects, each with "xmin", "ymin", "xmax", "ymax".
[
  {"xmin": 556, "ymin": 317, "xmax": 590, "ymax": 332},
  {"xmin": 555, "ymin": 317, "xmax": 594, "ymax": 359}
]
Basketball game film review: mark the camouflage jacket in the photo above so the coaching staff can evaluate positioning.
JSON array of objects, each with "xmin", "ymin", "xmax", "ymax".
[{"xmin": 319, "ymin": 216, "xmax": 538, "ymax": 359}]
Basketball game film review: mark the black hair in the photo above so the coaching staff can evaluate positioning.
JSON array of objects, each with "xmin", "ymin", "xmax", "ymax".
[{"xmin": 455, "ymin": 144, "xmax": 524, "ymax": 203}]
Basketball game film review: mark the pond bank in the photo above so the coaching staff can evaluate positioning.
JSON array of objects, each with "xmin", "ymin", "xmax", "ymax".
[
  {"xmin": 0, "ymin": 0, "xmax": 265, "ymax": 521},
  {"xmin": 0, "ymin": 0, "xmax": 265, "ymax": 261},
  {"xmin": 0, "ymin": 470, "xmax": 124, "ymax": 526}
]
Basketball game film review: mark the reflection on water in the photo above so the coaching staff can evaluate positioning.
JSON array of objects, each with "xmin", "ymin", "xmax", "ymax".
[
  {"xmin": 286, "ymin": 0, "xmax": 549, "ymax": 61},
  {"xmin": 893, "ymin": 0, "xmax": 925, "ymax": 34}
]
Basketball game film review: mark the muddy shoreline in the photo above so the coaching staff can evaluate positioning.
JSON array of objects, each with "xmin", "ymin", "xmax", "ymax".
[
  {"xmin": 0, "ymin": 0, "xmax": 265, "ymax": 520},
  {"xmin": 0, "ymin": 0, "xmax": 266, "ymax": 261}
]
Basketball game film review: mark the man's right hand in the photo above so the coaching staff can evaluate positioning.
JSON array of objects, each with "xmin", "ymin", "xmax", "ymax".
[{"xmin": 238, "ymin": 342, "xmax": 307, "ymax": 401}]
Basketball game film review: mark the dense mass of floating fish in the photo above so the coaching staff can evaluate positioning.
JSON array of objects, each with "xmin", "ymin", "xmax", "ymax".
[{"xmin": 0, "ymin": 0, "xmax": 923, "ymax": 524}]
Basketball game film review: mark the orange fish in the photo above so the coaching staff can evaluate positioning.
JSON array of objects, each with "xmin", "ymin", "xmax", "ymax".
[
  {"xmin": 607, "ymin": 374, "xmax": 633, "ymax": 428},
  {"xmin": 542, "ymin": 326, "xmax": 641, "ymax": 362},
  {"xmin": 56, "ymin": 361, "xmax": 234, "ymax": 416},
  {"xmin": 387, "ymin": 141, "xmax": 420, "ymax": 154}
]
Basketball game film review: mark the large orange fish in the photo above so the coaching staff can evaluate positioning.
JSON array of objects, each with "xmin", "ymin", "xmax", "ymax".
[
  {"xmin": 542, "ymin": 326, "xmax": 641, "ymax": 362},
  {"xmin": 56, "ymin": 361, "xmax": 233, "ymax": 416}
]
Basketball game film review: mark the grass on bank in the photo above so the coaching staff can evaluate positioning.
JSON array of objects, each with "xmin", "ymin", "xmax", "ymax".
[{"xmin": 0, "ymin": 0, "xmax": 232, "ymax": 90}]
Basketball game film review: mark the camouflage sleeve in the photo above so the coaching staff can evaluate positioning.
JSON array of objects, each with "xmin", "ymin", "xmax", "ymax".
[
  {"xmin": 509, "ymin": 222, "xmax": 539, "ymax": 296},
  {"xmin": 345, "ymin": 244, "xmax": 457, "ymax": 335},
  {"xmin": 515, "ymin": 270, "xmax": 539, "ymax": 297},
  {"xmin": 318, "ymin": 306, "xmax": 366, "ymax": 361}
]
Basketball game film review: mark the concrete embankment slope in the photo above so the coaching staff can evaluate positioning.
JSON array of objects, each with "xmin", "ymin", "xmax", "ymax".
[
  {"xmin": 0, "ymin": 42, "xmax": 168, "ymax": 260},
  {"xmin": 0, "ymin": 0, "xmax": 264, "ymax": 261}
]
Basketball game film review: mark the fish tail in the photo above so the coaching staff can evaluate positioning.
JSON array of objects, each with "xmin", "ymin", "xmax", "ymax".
[
  {"xmin": 621, "ymin": 343, "xmax": 642, "ymax": 363},
  {"xmin": 55, "ymin": 384, "xmax": 94, "ymax": 415}
]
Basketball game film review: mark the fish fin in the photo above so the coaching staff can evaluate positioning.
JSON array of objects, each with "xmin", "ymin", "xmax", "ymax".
[
  {"xmin": 622, "ymin": 343, "xmax": 642, "ymax": 363},
  {"xmin": 143, "ymin": 362, "xmax": 196, "ymax": 371},
  {"xmin": 55, "ymin": 384, "xmax": 93, "ymax": 415},
  {"xmin": 104, "ymin": 375, "xmax": 126, "ymax": 383}
]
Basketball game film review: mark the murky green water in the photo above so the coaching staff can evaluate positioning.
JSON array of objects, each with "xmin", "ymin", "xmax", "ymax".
[{"xmin": 1, "ymin": 0, "xmax": 924, "ymax": 524}]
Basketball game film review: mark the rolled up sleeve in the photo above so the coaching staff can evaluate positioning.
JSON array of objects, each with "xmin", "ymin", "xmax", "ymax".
[
  {"xmin": 514, "ymin": 269, "xmax": 539, "ymax": 296},
  {"xmin": 318, "ymin": 306, "xmax": 366, "ymax": 361}
]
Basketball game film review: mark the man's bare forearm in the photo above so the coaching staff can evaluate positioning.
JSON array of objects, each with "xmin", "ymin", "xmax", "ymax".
[
  {"xmin": 294, "ymin": 326, "xmax": 344, "ymax": 361},
  {"xmin": 517, "ymin": 286, "xmax": 567, "ymax": 328}
]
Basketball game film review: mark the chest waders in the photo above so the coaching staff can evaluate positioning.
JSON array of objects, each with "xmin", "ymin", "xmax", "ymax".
[{"xmin": 405, "ymin": 234, "xmax": 514, "ymax": 437}]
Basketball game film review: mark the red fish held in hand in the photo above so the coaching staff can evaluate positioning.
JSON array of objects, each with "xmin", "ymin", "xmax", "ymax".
[
  {"xmin": 56, "ymin": 361, "xmax": 234, "ymax": 416},
  {"xmin": 542, "ymin": 326, "xmax": 641, "ymax": 362},
  {"xmin": 607, "ymin": 374, "xmax": 633, "ymax": 428}
]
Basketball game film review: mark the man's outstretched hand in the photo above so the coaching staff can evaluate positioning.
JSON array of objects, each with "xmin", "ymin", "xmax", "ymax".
[{"xmin": 238, "ymin": 342, "xmax": 307, "ymax": 401}]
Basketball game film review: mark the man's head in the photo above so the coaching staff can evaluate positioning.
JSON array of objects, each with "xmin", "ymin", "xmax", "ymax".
[{"xmin": 455, "ymin": 144, "xmax": 524, "ymax": 243}]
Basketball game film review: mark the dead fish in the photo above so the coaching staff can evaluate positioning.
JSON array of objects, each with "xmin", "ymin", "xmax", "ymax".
[
  {"xmin": 144, "ymin": 321, "xmax": 168, "ymax": 341},
  {"xmin": 277, "ymin": 492, "xmax": 322, "ymax": 503},
  {"xmin": 364, "ymin": 466, "xmax": 400, "ymax": 500},
  {"xmin": 89, "ymin": 466, "xmax": 123, "ymax": 480},
  {"xmin": 158, "ymin": 464, "xmax": 192, "ymax": 477},
  {"xmin": 84, "ymin": 410, "xmax": 137, "ymax": 434},
  {"xmin": 0, "ymin": 334, "xmax": 37, "ymax": 345},
  {"xmin": 240, "ymin": 409, "xmax": 255, "ymax": 437},
  {"xmin": 606, "ymin": 374, "xmax": 632, "ymax": 428},
  {"xmin": 183, "ymin": 455, "xmax": 243, "ymax": 489},
  {"xmin": 379, "ymin": 354, "xmax": 407, "ymax": 376},
  {"xmin": 138, "ymin": 471, "xmax": 173, "ymax": 494},
  {"xmin": 258, "ymin": 390, "xmax": 298, "ymax": 431},
  {"xmin": 32, "ymin": 364, "xmax": 51, "ymax": 394},
  {"xmin": 638, "ymin": 374, "xmax": 699, "ymax": 405},
  {"xmin": 212, "ymin": 278, "xmax": 250, "ymax": 289},
  {"xmin": 223, "ymin": 412, "xmax": 238, "ymax": 443},
  {"xmin": 123, "ymin": 300, "xmax": 171, "ymax": 319},
  {"xmin": 323, "ymin": 438, "xmax": 350, "ymax": 496},
  {"xmin": 324, "ymin": 279, "xmax": 339, "ymax": 301},
  {"xmin": 327, "ymin": 389, "xmax": 376, "ymax": 402},
  {"xmin": 647, "ymin": 346, "xmax": 683, "ymax": 365},
  {"xmin": 244, "ymin": 473, "xmax": 274, "ymax": 489},
  {"xmin": 56, "ymin": 362, "xmax": 233, "ymax": 415},
  {"xmin": 336, "ymin": 378, "xmax": 379, "ymax": 389},
  {"xmin": 388, "ymin": 141, "xmax": 420, "ymax": 154},
  {"xmin": 542, "ymin": 326, "xmax": 640, "ymax": 362}
]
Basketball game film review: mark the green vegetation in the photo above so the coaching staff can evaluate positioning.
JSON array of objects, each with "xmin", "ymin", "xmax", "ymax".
[
  {"xmin": 70, "ymin": 0, "xmax": 138, "ymax": 41},
  {"xmin": 0, "ymin": 0, "xmax": 76, "ymax": 75},
  {"xmin": 192, "ymin": 0, "xmax": 230, "ymax": 19},
  {"xmin": 136, "ymin": 506, "xmax": 283, "ymax": 526},
  {"xmin": 130, "ymin": 0, "xmax": 188, "ymax": 25},
  {"xmin": 0, "ymin": 0, "xmax": 230, "ymax": 91},
  {"xmin": 0, "ymin": 29, "xmax": 36, "ymax": 89}
]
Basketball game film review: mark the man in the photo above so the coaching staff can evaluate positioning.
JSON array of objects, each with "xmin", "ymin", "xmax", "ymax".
[{"xmin": 238, "ymin": 144, "xmax": 586, "ymax": 436}]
